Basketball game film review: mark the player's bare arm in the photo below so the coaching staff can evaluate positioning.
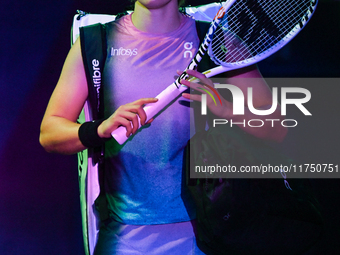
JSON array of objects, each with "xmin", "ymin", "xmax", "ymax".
[{"xmin": 40, "ymin": 38, "xmax": 157, "ymax": 154}]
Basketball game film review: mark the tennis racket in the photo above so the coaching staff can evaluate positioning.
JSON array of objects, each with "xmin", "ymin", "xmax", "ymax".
[{"xmin": 111, "ymin": 0, "xmax": 318, "ymax": 145}]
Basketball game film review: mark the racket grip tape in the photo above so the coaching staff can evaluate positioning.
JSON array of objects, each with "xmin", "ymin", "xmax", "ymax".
[{"xmin": 111, "ymin": 83, "xmax": 188, "ymax": 145}]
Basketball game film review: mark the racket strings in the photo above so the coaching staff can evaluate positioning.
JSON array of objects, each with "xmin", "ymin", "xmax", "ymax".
[
  {"xmin": 214, "ymin": 0, "xmax": 302, "ymax": 56},
  {"xmin": 210, "ymin": 0, "xmax": 313, "ymax": 65},
  {"xmin": 213, "ymin": 0, "xmax": 310, "ymax": 62},
  {"xmin": 229, "ymin": 0, "xmax": 308, "ymax": 48},
  {"xmin": 264, "ymin": 0, "xmax": 311, "ymax": 28}
]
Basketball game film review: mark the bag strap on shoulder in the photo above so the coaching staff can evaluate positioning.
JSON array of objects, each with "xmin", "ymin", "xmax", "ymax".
[
  {"xmin": 80, "ymin": 23, "xmax": 107, "ymax": 120},
  {"xmin": 79, "ymin": 23, "xmax": 109, "ymax": 223}
]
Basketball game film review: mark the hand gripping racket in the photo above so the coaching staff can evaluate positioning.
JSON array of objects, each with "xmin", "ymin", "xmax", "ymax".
[{"xmin": 111, "ymin": 0, "xmax": 318, "ymax": 144}]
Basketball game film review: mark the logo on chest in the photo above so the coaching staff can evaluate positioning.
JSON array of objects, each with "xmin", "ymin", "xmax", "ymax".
[
  {"xmin": 111, "ymin": 47, "xmax": 138, "ymax": 57},
  {"xmin": 183, "ymin": 42, "xmax": 193, "ymax": 59}
]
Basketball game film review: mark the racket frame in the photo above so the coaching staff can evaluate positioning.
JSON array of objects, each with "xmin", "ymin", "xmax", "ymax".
[{"xmin": 207, "ymin": 0, "xmax": 318, "ymax": 72}]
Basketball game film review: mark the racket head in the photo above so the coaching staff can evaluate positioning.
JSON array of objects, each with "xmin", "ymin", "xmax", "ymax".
[{"xmin": 208, "ymin": 0, "xmax": 318, "ymax": 69}]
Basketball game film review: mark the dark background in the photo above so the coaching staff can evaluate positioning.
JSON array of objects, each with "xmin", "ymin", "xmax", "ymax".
[{"xmin": 0, "ymin": 0, "xmax": 339, "ymax": 254}]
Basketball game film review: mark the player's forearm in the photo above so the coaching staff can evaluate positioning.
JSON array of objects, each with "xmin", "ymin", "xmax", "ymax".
[{"xmin": 39, "ymin": 116, "xmax": 86, "ymax": 155}]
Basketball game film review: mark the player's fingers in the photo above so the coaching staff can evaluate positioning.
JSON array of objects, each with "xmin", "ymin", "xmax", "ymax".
[
  {"xmin": 186, "ymin": 69, "xmax": 214, "ymax": 86},
  {"xmin": 113, "ymin": 116, "xmax": 133, "ymax": 137},
  {"xmin": 135, "ymin": 107, "xmax": 147, "ymax": 126},
  {"xmin": 145, "ymin": 118, "xmax": 154, "ymax": 125},
  {"xmin": 130, "ymin": 113, "xmax": 140, "ymax": 134},
  {"xmin": 180, "ymin": 79, "xmax": 203, "ymax": 92},
  {"xmin": 123, "ymin": 104, "xmax": 147, "ymax": 126},
  {"xmin": 176, "ymin": 70, "xmax": 183, "ymax": 76},
  {"xmin": 119, "ymin": 109, "xmax": 146, "ymax": 134},
  {"xmin": 110, "ymin": 107, "xmax": 140, "ymax": 135},
  {"xmin": 186, "ymin": 69, "xmax": 206, "ymax": 80},
  {"xmin": 182, "ymin": 93, "xmax": 202, "ymax": 102},
  {"xmin": 133, "ymin": 98, "xmax": 158, "ymax": 125},
  {"xmin": 132, "ymin": 98, "xmax": 158, "ymax": 106}
]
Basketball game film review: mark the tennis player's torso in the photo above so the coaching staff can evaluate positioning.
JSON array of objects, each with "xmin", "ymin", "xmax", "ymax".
[{"xmin": 102, "ymin": 14, "xmax": 199, "ymax": 224}]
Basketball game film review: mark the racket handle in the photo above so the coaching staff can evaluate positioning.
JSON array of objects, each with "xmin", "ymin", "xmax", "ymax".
[{"xmin": 111, "ymin": 83, "xmax": 188, "ymax": 145}]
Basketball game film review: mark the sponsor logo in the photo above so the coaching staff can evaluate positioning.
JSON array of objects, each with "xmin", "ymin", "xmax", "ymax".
[
  {"xmin": 183, "ymin": 42, "xmax": 194, "ymax": 59},
  {"xmin": 92, "ymin": 59, "xmax": 101, "ymax": 112},
  {"xmin": 110, "ymin": 47, "xmax": 137, "ymax": 56}
]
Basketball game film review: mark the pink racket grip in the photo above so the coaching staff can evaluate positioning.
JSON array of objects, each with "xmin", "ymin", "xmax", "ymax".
[{"xmin": 111, "ymin": 83, "xmax": 188, "ymax": 145}]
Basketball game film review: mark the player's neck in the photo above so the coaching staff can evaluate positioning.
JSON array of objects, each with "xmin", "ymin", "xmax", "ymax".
[{"xmin": 131, "ymin": 1, "xmax": 182, "ymax": 34}]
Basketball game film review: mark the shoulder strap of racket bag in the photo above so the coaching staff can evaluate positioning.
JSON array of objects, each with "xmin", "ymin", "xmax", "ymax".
[
  {"xmin": 79, "ymin": 23, "xmax": 107, "ymax": 120},
  {"xmin": 74, "ymin": 13, "xmax": 113, "ymax": 255}
]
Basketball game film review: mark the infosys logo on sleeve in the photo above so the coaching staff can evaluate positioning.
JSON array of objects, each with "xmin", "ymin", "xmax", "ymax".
[{"xmin": 110, "ymin": 47, "xmax": 138, "ymax": 56}]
